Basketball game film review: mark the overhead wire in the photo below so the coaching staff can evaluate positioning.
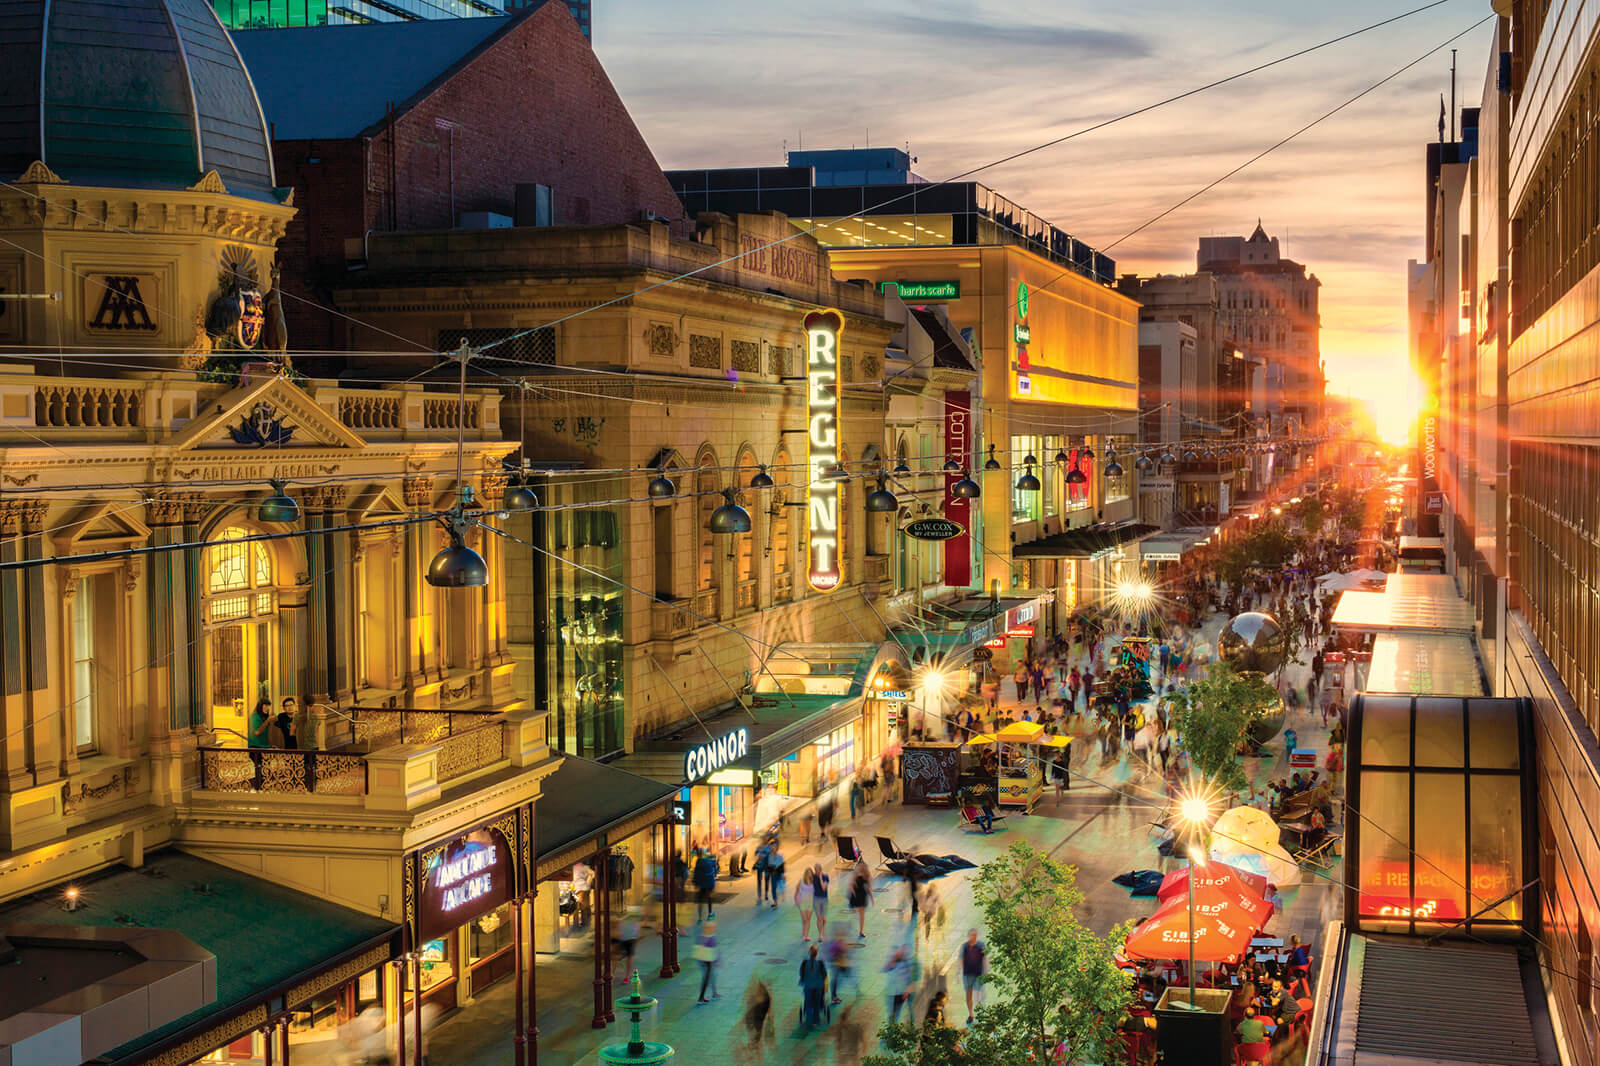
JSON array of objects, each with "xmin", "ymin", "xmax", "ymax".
[{"xmin": 467, "ymin": 0, "xmax": 1466, "ymax": 366}]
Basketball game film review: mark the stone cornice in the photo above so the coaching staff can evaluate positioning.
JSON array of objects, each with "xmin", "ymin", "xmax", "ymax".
[{"xmin": 0, "ymin": 183, "xmax": 294, "ymax": 245}]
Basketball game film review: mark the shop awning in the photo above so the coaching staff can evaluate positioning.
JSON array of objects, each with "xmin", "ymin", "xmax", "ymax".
[
  {"xmin": 0, "ymin": 851, "xmax": 398, "ymax": 1064},
  {"xmin": 1331, "ymin": 572, "xmax": 1476, "ymax": 633},
  {"xmin": 1366, "ymin": 632, "xmax": 1486, "ymax": 696},
  {"xmin": 535, "ymin": 756, "xmax": 678, "ymax": 880},
  {"xmin": 1013, "ymin": 523, "xmax": 1159, "ymax": 559},
  {"xmin": 1399, "ymin": 534, "xmax": 1447, "ymax": 558},
  {"xmin": 1139, "ymin": 534, "xmax": 1198, "ymax": 562},
  {"xmin": 1320, "ymin": 932, "xmax": 1545, "ymax": 1066}
]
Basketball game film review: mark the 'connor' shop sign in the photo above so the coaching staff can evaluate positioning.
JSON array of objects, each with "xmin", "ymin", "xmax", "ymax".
[
  {"xmin": 685, "ymin": 727, "xmax": 750, "ymax": 784},
  {"xmin": 418, "ymin": 827, "xmax": 513, "ymax": 941}
]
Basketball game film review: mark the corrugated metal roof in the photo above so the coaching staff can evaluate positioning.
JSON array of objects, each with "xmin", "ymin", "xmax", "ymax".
[
  {"xmin": 1356, "ymin": 939, "xmax": 1539, "ymax": 1065},
  {"xmin": 235, "ymin": 14, "xmax": 518, "ymax": 141}
]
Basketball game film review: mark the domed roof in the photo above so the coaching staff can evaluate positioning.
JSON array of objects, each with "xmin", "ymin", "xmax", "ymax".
[{"xmin": 0, "ymin": 0, "xmax": 278, "ymax": 199}]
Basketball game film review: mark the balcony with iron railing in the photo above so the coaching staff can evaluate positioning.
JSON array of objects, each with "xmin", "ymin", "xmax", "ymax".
[
  {"xmin": 0, "ymin": 366, "xmax": 500, "ymax": 444},
  {"xmin": 192, "ymin": 707, "xmax": 549, "ymax": 809}
]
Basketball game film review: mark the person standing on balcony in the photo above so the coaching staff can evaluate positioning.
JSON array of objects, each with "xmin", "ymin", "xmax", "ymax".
[{"xmin": 248, "ymin": 698, "xmax": 272, "ymax": 749}]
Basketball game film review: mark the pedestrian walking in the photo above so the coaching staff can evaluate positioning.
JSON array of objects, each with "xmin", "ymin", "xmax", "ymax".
[
  {"xmin": 810, "ymin": 864, "xmax": 831, "ymax": 939},
  {"xmin": 694, "ymin": 920, "xmax": 720, "ymax": 1003},
  {"xmin": 767, "ymin": 846, "xmax": 786, "ymax": 907},
  {"xmin": 739, "ymin": 977, "xmax": 774, "ymax": 1051},
  {"xmin": 848, "ymin": 860, "xmax": 873, "ymax": 937},
  {"xmin": 794, "ymin": 869, "xmax": 816, "ymax": 940},
  {"xmin": 884, "ymin": 943, "xmax": 916, "ymax": 1023},
  {"xmin": 753, "ymin": 837, "xmax": 772, "ymax": 904},
  {"xmin": 826, "ymin": 930, "xmax": 856, "ymax": 1002},
  {"xmin": 692, "ymin": 848, "xmax": 718, "ymax": 921},
  {"xmin": 799, "ymin": 944, "xmax": 829, "ymax": 1029},
  {"xmin": 1013, "ymin": 663, "xmax": 1029, "ymax": 702},
  {"xmin": 849, "ymin": 776, "xmax": 863, "ymax": 820},
  {"xmin": 960, "ymin": 929, "xmax": 987, "ymax": 1022}
]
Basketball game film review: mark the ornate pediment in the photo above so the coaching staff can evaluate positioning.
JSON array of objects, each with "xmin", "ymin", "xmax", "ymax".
[
  {"xmin": 53, "ymin": 502, "xmax": 152, "ymax": 556},
  {"xmin": 169, "ymin": 376, "xmax": 367, "ymax": 453}
]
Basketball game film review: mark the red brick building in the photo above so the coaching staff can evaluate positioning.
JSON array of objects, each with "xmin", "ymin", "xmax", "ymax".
[{"xmin": 235, "ymin": 2, "xmax": 685, "ymax": 351}]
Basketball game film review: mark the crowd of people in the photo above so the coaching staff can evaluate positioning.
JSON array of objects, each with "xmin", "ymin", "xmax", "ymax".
[{"xmin": 641, "ymin": 493, "xmax": 1376, "ymax": 1064}]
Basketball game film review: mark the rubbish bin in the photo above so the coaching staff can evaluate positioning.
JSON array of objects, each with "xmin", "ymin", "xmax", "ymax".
[{"xmin": 1155, "ymin": 986, "xmax": 1234, "ymax": 1066}]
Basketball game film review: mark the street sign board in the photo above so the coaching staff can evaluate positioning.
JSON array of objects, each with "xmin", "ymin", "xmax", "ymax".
[{"xmin": 904, "ymin": 517, "xmax": 966, "ymax": 541}]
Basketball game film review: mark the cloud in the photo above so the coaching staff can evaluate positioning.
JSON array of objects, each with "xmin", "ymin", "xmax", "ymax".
[{"xmin": 867, "ymin": 10, "xmax": 1152, "ymax": 61}]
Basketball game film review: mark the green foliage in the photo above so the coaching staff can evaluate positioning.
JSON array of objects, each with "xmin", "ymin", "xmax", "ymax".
[
  {"xmin": 865, "ymin": 843, "xmax": 1133, "ymax": 1066},
  {"xmin": 1169, "ymin": 662, "xmax": 1282, "ymax": 793},
  {"xmin": 1215, "ymin": 524, "xmax": 1307, "ymax": 586},
  {"xmin": 1290, "ymin": 496, "xmax": 1327, "ymax": 536}
]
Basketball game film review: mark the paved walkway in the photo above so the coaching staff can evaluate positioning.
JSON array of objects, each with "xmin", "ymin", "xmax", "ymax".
[{"xmin": 304, "ymin": 604, "xmax": 1344, "ymax": 1065}]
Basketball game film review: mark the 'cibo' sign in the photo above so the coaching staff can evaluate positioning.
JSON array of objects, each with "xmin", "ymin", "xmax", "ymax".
[
  {"xmin": 806, "ymin": 309, "xmax": 843, "ymax": 592},
  {"xmin": 684, "ymin": 727, "xmax": 750, "ymax": 784},
  {"xmin": 417, "ymin": 827, "xmax": 512, "ymax": 941}
]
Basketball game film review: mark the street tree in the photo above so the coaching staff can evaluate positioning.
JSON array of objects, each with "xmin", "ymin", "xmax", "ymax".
[
  {"xmin": 1215, "ymin": 524, "xmax": 1306, "ymax": 586},
  {"xmin": 1169, "ymin": 661, "xmax": 1281, "ymax": 793},
  {"xmin": 866, "ymin": 842, "xmax": 1133, "ymax": 1066}
]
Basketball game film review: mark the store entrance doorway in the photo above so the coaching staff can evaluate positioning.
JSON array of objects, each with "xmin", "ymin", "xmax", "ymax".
[{"xmin": 211, "ymin": 619, "xmax": 274, "ymax": 746}]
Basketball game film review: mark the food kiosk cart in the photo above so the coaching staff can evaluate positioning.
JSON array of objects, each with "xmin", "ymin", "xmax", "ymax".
[{"xmin": 970, "ymin": 721, "xmax": 1069, "ymax": 811}]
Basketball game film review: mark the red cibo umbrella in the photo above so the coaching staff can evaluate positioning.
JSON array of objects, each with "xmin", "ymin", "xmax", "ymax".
[
  {"xmin": 1156, "ymin": 863, "xmax": 1268, "ymax": 903},
  {"xmin": 1124, "ymin": 892, "xmax": 1264, "ymax": 965}
]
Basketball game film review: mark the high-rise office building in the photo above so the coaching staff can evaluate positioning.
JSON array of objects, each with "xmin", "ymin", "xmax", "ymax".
[{"xmin": 211, "ymin": 0, "xmax": 588, "ymax": 37}]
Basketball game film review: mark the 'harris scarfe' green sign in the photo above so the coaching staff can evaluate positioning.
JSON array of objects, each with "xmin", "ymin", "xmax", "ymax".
[{"xmin": 878, "ymin": 280, "xmax": 960, "ymax": 300}]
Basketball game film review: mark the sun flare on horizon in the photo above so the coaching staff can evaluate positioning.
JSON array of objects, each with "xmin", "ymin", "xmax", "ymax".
[{"xmin": 1329, "ymin": 362, "xmax": 1419, "ymax": 446}]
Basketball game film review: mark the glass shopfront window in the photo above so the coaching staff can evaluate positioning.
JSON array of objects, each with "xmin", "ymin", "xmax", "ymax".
[
  {"xmin": 418, "ymin": 937, "xmax": 454, "ymax": 993},
  {"xmin": 470, "ymin": 903, "xmax": 515, "ymax": 964},
  {"xmin": 814, "ymin": 726, "xmax": 858, "ymax": 791},
  {"xmin": 549, "ymin": 506, "xmax": 624, "ymax": 759},
  {"xmin": 1011, "ymin": 434, "xmax": 1041, "ymax": 522}
]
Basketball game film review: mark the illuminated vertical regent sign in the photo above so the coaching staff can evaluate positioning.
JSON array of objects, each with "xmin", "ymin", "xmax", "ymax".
[{"xmin": 806, "ymin": 309, "xmax": 844, "ymax": 592}]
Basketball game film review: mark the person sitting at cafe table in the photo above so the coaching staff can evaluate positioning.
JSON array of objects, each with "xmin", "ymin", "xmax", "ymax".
[
  {"xmin": 1260, "ymin": 978, "xmax": 1290, "ymax": 1018},
  {"xmin": 1236, "ymin": 1006, "xmax": 1268, "ymax": 1046}
]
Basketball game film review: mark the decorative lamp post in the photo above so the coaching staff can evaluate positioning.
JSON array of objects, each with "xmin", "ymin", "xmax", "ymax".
[
  {"xmin": 598, "ymin": 970, "xmax": 674, "ymax": 1064},
  {"xmin": 1176, "ymin": 794, "xmax": 1212, "ymax": 1011}
]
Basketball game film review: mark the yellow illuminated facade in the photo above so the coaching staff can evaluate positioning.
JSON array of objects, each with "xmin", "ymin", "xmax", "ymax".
[{"xmin": 824, "ymin": 243, "xmax": 1140, "ymax": 625}]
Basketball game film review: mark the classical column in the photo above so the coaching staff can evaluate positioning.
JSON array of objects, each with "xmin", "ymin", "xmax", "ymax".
[
  {"xmin": 324, "ymin": 489, "xmax": 354, "ymax": 704},
  {"xmin": 402, "ymin": 477, "xmax": 434, "ymax": 691},
  {"xmin": 278, "ymin": 1017, "xmax": 291, "ymax": 1065},
  {"xmin": 179, "ymin": 494, "xmax": 208, "ymax": 730},
  {"xmin": 262, "ymin": 1022, "xmax": 274, "ymax": 1066},
  {"xmin": 0, "ymin": 504, "xmax": 27, "ymax": 790},
  {"xmin": 18, "ymin": 501, "xmax": 56, "ymax": 782}
]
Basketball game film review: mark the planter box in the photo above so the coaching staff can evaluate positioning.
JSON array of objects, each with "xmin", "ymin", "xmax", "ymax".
[{"xmin": 1155, "ymin": 986, "xmax": 1234, "ymax": 1066}]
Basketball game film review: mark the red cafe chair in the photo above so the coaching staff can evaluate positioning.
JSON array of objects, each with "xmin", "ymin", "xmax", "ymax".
[{"xmin": 1235, "ymin": 1040, "xmax": 1271, "ymax": 1065}]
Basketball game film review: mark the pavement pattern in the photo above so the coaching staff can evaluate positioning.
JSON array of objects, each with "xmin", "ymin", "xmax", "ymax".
[{"xmin": 301, "ymin": 608, "xmax": 1346, "ymax": 1065}]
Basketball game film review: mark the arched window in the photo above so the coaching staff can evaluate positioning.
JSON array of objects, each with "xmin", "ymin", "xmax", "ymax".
[
  {"xmin": 772, "ymin": 447, "xmax": 794, "ymax": 599},
  {"xmin": 696, "ymin": 453, "xmax": 718, "ymax": 596},
  {"xmin": 205, "ymin": 526, "xmax": 281, "ymax": 745},
  {"xmin": 735, "ymin": 448, "xmax": 758, "ymax": 590}
]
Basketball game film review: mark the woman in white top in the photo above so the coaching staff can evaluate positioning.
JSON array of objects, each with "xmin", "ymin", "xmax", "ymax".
[{"xmin": 794, "ymin": 869, "xmax": 816, "ymax": 940}]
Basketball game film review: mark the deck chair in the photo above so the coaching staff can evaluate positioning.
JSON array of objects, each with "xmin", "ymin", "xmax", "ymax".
[
  {"xmin": 835, "ymin": 834, "xmax": 861, "ymax": 868},
  {"xmin": 1294, "ymin": 832, "xmax": 1341, "ymax": 870},
  {"xmin": 875, "ymin": 835, "xmax": 906, "ymax": 869}
]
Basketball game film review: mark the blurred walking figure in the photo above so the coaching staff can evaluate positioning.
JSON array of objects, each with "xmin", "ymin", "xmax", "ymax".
[
  {"xmin": 738, "ymin": 976, "xmax": 774, "ymax": 1055},
  {"xmin": 847, "ymin": 860, "xmax": 873, "ymax": 937},
  {"xmin": 884, "ymin": 943, "xmax": 917, "ymax": 1022},
  {"xmin": 794, "ymin": 869, "xmax": 816, "ymax": 940},
  {"xmin": 694, "ymin": 919, "xmax": 720, "ymax": 1003},
  {"xmin": 799, "ymin": 944, "xmax": 829, "ymax": 1030}
]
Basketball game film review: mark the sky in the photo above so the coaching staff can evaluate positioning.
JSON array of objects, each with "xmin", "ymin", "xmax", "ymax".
[{"xmin": 594, "ymin": 0, "xmax": 1496, "ymax": 440}]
